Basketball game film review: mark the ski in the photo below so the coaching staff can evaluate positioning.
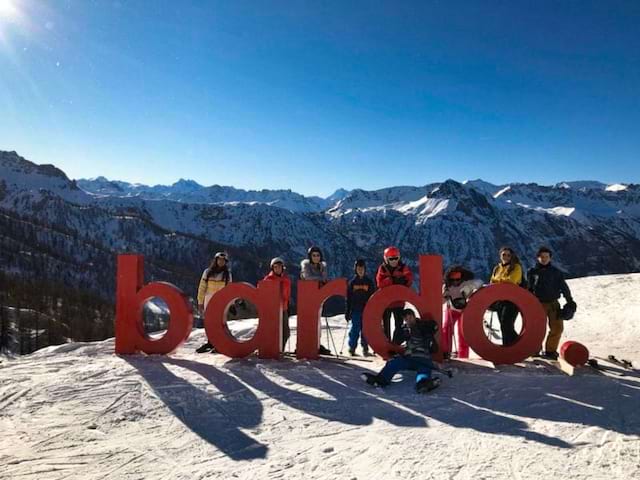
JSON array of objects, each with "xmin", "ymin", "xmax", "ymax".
[
  {"xmin": 589, "ymin": 358, "xmax": 626, "ymax": 377},
  {"xmin": 282, "ymin": 352, "xmax": 374, "ymax": 362},
  {"xmin": 607, "ymin": 355, "xmax": 634, "ymax": 370}
]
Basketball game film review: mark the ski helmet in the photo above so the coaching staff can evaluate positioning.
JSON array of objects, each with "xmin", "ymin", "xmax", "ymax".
[
  {"xmin": 307, "ymin": 246, "xmax": 323, "ymax": 262},
  {"xmin": 270, "ymin": 257, "xmax": 285, "ymax": 269},
  {"xmin": 354, "ymin": 259, "xmax": 366, "ymax": 272},
  {"xmin": 384, "ymin": 246, "xmax": 400, "ymax": 260}
]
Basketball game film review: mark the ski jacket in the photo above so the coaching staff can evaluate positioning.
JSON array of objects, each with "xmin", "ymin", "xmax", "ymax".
[
  {"xmin": 400, "ymin": 319, "xmax": 438, "ymax": 359},
  {"xmin": 443, "ymin": 279, "xmax": 484, "ymax": 311},
  {"xmin": 262, "ymin": 270, "xmax": 291, "ymax": 310},
  {"xmin": 527, "ymin": 263, "xmax": 573, "ymax": 303},
  {"xmin": 490, "ymin": 263, "xmax": 522, "ymax": 285},
  {"xmin": 197, "ymin": 268, "xmax": 232, "ymax": 308},
  {"xmin": 300, "ymin": 259, "xmax": 328, "ymax": 283},
  {"xmin": 376, "ymin": 262, "xmax": 414, "ymax": 309},
  {"xmin": 346, "ymin": 274, "xmax": 376, "ymax": 316}
]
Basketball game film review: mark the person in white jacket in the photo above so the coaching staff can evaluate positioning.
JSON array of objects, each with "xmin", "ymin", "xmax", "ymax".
[{"xmin": 442, "ymin": 266, "xmax": 483, "ymax": 359}]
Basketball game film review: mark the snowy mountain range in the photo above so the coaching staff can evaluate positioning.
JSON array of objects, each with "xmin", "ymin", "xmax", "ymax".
[{"xmin": 2, "ymin": 149, "xmax": 640, "ymax": 304}]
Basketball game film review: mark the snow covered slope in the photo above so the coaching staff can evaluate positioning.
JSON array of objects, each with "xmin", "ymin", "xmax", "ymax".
[{"xmin": 1, "ymin": 274, "xmax": 639, "ymax": 479}]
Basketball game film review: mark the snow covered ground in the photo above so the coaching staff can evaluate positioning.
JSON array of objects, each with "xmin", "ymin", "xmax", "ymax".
[{"xmin": 1, "ymin": 274, "xmax": 639, "ymax": 479}]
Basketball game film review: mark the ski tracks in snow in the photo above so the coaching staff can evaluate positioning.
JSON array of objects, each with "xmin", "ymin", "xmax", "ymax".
[{"xmin": 1, "ymin": 331, "xmax": 640, "ymax": 479}]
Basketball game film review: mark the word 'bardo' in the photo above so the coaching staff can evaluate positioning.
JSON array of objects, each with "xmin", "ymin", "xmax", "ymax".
[{"xmin": 114, "ymin": 254, "xmax": 569, "ymax": 364}]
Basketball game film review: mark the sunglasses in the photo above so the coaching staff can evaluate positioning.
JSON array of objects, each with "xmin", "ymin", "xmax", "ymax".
[
  {"xmin": 388, "ymin": 256, "xmax": 399, "ymax": 261},
  {"xmin": 501, "ymin": 252, "xmax": 512, "ymax": 257}
]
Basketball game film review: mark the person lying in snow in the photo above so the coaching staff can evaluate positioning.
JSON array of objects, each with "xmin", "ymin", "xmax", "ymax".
[{"xmin": 361, "ymin": 309, "xmax": 441, "ymax": 393}]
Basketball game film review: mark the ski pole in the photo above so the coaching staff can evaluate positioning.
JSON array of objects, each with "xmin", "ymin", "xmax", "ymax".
[
  {"xmin": 339, "ymin": 321, "xmax": 349, "ymax": 354},
  {"xmin": 324, "ymin": 316, "xmax": 339, "ymax": 356}
]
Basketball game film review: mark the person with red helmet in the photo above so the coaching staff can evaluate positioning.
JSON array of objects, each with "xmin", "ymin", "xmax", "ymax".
[{"xmin": 375, "ymin": 246, "xmax": 414, "ymax": 344}]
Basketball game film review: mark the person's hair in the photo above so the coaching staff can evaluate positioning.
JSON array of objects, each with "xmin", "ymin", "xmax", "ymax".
[
  {"xmin": 207, "ymin": 257, "xmax": 230, "ymax": 283},
  {"xmin": 537, "ymin": 246, "xmax": 553, "ymax": 257},
  {"xmin": 401, "ymin": 308, "xmax": 416, "ymax": 318},
  {"xmin": 308, "ymin": 246, "xmax": 323, "ymax": 263},
  {"xmin": 498, "ymin": 247, "xmax": 521, "ymax": 273}
]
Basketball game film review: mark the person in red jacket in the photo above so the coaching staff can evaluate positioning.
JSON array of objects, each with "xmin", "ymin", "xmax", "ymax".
[
  {"xmin": 262, "ymin": 257, "xmax": 292, "ymax": 351},
  {"xmin": 376, "ymin": 246, "xmax": 414, "ymax": 344}
]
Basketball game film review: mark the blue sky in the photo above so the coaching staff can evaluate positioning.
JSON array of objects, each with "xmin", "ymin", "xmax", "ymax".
[{"xmin": 1, "ymin": 0, "xmax": 639, "ymax": 197}]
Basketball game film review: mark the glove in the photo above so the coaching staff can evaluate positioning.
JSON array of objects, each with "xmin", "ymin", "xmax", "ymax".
[
  {"xmin": 345, "ymin": 312, "xmax": 352, "ymax": 322},
  {"xmin": 392, "ymin": 277, "xmax": 407, "ymax": 285}
]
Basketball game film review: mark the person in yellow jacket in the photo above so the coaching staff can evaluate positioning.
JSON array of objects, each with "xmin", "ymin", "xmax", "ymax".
[
  {"xmin": 489, "ymin": 247, "xmax": 523, "ymax": 346},
  {"xmin": 196, "ymin": 252, "xmax": 232, "ymax": 353}
]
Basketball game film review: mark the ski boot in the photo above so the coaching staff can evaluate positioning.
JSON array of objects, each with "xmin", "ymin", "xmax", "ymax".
[
  {"xmin": 196, "ymin": 342, "xmax": 215, "ymax": 354},
  {"xmin": 416, "ymin": 376, "xmax": 441, "ymax": 394},
  {"xmin": 318, "ymin": 344, "xmax": 332, "ymax": 355},
  {"xmin": 361, "ymin": 373, "xmax": 388, "ymax": 388}
]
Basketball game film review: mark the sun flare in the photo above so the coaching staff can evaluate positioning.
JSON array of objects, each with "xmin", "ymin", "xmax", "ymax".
[{"xmin": 0, "ymin": 0, "xmax": 18, "ymax": 19}]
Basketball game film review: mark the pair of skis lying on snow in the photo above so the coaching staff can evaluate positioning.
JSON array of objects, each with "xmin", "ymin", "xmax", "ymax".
[{"xmin": 587, "ymin": 355, "xmax": 635, "ymax": 376}]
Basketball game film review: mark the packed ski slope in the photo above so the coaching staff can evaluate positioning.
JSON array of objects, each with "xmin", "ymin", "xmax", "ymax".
[{"xmin": 1, "ymin": 274, "xmax": 639, "ymax": 480}]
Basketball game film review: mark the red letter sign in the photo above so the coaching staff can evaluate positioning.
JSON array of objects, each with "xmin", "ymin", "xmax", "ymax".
[
  {"xmin": 461, "ymin": 284, "xmax": 546, "ymax": 364},
  {"xmin": 363, "ymin": 255, "xmax": 443, "ymax": 361},
  {"xmin": 296, "ymin": 279, "xmax": 348, "ymax": 359},
  {"xmin": 204, "ymin": 281, "xmax": 281, "ymax": 359},
  {"xmin": 115, "ymin": 254, "xmax": 193, "ymax": 354}
]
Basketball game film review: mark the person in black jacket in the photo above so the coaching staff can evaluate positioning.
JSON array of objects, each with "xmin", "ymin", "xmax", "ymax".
[
  {"xmin": 346, "ymin": 259, "xmax": 376, "ymax": 356},
  {"xmin": 527, "ymin": 246, "xmax": 575, "ymax": 360},
  {"xmin": 362, "ymin": 309, "xmax": 441, "ymax": 393}
]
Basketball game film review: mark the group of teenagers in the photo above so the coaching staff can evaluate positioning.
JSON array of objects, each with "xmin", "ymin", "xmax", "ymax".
[{"xmin": 194, "ymin": 245, "xmax": 577, "ymax": 394}]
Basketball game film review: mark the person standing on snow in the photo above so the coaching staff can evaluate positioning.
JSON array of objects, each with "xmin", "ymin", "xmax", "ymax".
[
  {"xmin": 362, "ymin": 309, "xmax": 440, "ymax": 393},
  {"xmin": 527, "ymin": 246, "xmax": 576, "ymax": 360},
  {"xmin": 376, "ymin": 246, "xmax": 414, "ymax": 344},
  {"xmin": 442, "ymin": 266, "xmax": 483, "ymax": 359},
  {"xmin": 262, "ymin": 257, "xmax": 292, "ymax": 352},
  {"xmin": 196, "ymin": 252, "xmax": 232, "ymax": 353},
  {"xmin": 345, "ymin": 259, "xmax": 376, "ymax": 356},
  {"xmin": 300, "ymin": 246, "xmax": 332, "ymax": 355},
  {"xmin": 489, "ymin": 247, "xmax": 523, "ymax": 346}
]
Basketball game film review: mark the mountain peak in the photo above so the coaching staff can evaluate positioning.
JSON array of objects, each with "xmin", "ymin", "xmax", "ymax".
[
  {"xmin": 326, "ymin": 188, "xmax": 350, "ymax": 202},
  {"xmin": 172, "ymin": 178, "xmax": 202, "ymax": 190}
]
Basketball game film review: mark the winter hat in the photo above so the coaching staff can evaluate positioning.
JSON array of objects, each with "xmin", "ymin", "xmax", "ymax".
[
  {"xmin": 401, "ymin": 308, "xmax": 416, "ymax": 318},
  {"xmin": 448, "ymin": 271, "xmax": 462, "ymax": 280}
]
